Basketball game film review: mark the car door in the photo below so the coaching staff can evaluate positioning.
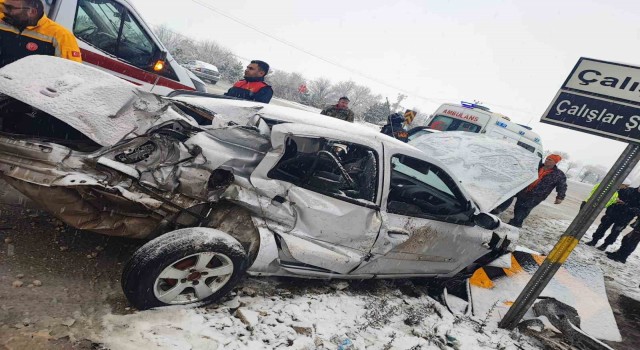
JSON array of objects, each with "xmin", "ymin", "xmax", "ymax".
[
  {"xmin": 250, "ymin": 123, "xmax": 384, "ymax": 274},
  {"xmin": 353, "ymin": 150, "xmax": 493, "ymax": 276}
]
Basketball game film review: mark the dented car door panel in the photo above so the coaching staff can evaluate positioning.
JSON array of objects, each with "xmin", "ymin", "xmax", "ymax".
[
  {"xmin": 355, "ymin": 213, "xmax": 489, "ymax": 275},
  {"xmin": 357, "ymin": 146, "xmax": 497, "ymax": 276},
  {"xmin": 249, "ymin": 123, "xmax": 385, "ymax": 272}
]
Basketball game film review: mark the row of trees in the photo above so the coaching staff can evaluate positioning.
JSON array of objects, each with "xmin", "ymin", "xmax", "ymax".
[
  {"xmin": 153, "ymin": 25, "xmax": 412, "ymax": 123},
  {"xmin": 154, "ymin": 26, "xmax": 614, "ymax": 182},
  {"xmin": 155, "ymin": 25, "xmax": 245, "ymax": 83}
]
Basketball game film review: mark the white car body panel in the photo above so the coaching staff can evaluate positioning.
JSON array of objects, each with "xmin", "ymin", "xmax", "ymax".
[
  {"xmin": 0, "ymin": 57, "xmax": 534, "ymax": 279},
  {"xmin": 409, "ymin": 132, "xmax": 540, "ymax": 212},
  {"xmin": 0, "ymin": 56, "xmax": 195, "ymax": 146}
]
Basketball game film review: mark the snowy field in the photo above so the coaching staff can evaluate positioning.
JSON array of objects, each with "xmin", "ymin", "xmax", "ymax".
[
  {"xmin": 2, "ymin": 178, "xmax": 640, "ymax": 349},
  {"xmin": 80, "ymin": 181, "xmax": 640, "ymax": 348}
]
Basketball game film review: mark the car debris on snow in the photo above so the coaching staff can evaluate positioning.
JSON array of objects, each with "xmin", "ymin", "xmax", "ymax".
[{"xmin": 0, "ymin": 56, "xmax": 628, "ymax": 349}]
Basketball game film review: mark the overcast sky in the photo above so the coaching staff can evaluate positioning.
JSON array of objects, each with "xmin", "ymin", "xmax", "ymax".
[{"xmin": 132, "ymin": 0, "xmax": 640, "ymax": 169}]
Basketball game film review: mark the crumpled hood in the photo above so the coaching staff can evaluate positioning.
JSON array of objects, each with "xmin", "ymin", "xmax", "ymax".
[
  {"xmin": 409, "ymin": 132, "xmax": 539, "ymax": 212},
  {"xmin": 0, "ymin": 56, "xmax": 194, "ymax": 146}
]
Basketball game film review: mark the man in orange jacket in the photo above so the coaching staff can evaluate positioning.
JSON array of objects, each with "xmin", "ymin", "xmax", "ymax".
[
  {"xmin": 492, "ymin": 154, "xmax": 567, "ymax": 227},
  {"xmin": 0, "ymin": 0, "xmax": 82, "ymax": 68},
  {"xmin": 225, "ymin": 60, "xmax": 273, "ymax": 103}
]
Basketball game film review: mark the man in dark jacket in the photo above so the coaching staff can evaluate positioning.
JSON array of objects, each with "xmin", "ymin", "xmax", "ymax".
[
  {"xmin": 321, "ymin": 97, "xmax": 355, "ymax": 122},
  {"xmin": 606, "ymin": 221, "xmax": 640, "ymax": 264},
  {"xmin": 586, "ymin": 184, "xmax": 640, "ymax": 251},
  {"xmin": 224, "ymin": 60, "xmax": 273, "ymax": 103},
  {"xmin": 380, "ymin": 112, "xmax": 408, "ymax": 142},
  {"xmin": 492, "ymin": 154, "xmax": 567, "ymax": 227}
]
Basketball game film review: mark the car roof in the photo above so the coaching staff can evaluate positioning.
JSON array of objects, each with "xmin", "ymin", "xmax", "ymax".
[
  {"xmin": 194, "ymin": 61, "xmax": 218, "ymax": 70},
  {"xmin": 169, "ymin": 95, "xmax": 412, "ymax": 149}
]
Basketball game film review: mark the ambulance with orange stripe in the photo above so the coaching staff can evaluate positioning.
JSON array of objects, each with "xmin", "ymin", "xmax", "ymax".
[
  {"xmin": 40, "ymin": 0, "xmax": 206, "ymax": 94},
  {"xmin": 425, "ymin": 102, "xmax": 544, "ymax": 159}
]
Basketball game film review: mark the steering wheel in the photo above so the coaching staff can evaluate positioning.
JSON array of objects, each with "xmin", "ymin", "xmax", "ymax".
[
  {"xmin": 75, "ymin": 26, "xmax": 97, "ymax": 38},
  {"xmin": 316, "ymin": 150, "xmax": 357, "ymax": 188},
  {"xmin": 411, "ymin": 198, "xmax": 446, "ymax": 215},
  {"xmin": 406, "ymin": 189, "xmax": 450, "ymax": 215}
]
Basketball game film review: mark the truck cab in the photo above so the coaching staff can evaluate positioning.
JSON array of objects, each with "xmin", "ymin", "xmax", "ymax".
[
  {"xmin": 425, "ymin": 102, "xmax": 544, "ymax": 158},
  {"xmin": 41, "ymin": 0, "xmax": 206, "ymax": 94}
]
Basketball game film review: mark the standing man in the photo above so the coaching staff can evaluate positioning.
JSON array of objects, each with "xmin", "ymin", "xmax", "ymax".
[
  {"xmin": 381, "ymin": 112, "xmax": 409, "ymax": 142},
  {"xmin": 586, "ymin": 184, "xmax": 640, "ymax": 251},
  {"xmin": 321, "ymin": 97, "xmax": 355, "ymax": 123},
  {"xmin": 491, "ymin": 154, "xmax": 567, "ymax": 227},
  {"xmin": 1, "ymin": 0, "xmax": 82, "ymax": 68},
  {"xmin": 606, "ymin": 222, "xmax": 640, "ymax": 264},
  {"xmin": 225, "ymin": 60, "xmax": 273, "ymax": 104}
]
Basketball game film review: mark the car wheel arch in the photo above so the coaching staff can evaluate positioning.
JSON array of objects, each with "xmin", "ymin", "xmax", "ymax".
[{"xmin": 205, "ymin": 201, "xmax": 261, "ymax": 266}]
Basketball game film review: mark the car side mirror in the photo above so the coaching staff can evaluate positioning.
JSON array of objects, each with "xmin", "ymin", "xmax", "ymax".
[
  {"xmin": 474, "ymin": 212, "xmax": 500, "ymax": 230},
  {"xmin": 151, "ymin": 50, "xmax": 168, "ymax": 72}
]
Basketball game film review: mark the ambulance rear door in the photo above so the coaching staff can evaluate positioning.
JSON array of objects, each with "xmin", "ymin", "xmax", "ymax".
[{"xmin": 428, "ymin": 104, "xmax": 491, "ymax": 133}]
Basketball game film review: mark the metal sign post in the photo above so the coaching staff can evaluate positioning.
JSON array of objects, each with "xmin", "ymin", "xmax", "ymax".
[
  {"xmin": 499, "ymin": 143, "xmax": 640, "ymax": 329},
  {"xmin": 500, "ymin": 57, "xmax": 640, "ymax": 330}
]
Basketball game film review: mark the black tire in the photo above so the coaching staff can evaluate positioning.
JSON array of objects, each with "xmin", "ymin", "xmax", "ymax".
[{"xmin": 122, "ymin": 228, "xmax": 248, "ymax": 310}]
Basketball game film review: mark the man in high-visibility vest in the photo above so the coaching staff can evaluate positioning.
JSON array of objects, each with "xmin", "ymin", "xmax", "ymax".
[{"xmin": 585, "ymin": 180, "xmax": 640, "ymax": 251}]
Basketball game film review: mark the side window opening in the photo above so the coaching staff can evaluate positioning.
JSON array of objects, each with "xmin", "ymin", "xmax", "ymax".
[
  {"xmin": 268, "ymin": 136, "xmax": 379, "ymax": 204},
  {"xmin": 388, "ymin": 155, "xmax": 469, "ymax": 220},
  {"xmin": 73, "ymin": 0, "xmax": 122, "ymax": 56}
]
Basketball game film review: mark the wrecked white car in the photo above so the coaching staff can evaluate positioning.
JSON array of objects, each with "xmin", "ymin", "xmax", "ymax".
[{"xmin": 0, "ymin": 57, "xmax": 539, "ymax": 310}]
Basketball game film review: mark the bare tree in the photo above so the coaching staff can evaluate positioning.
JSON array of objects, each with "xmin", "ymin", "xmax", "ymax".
[
  {"xmin": 152, "ymin": 25, "xmax": 243, "ymax": 82},
  {"xmin": 564, "ymin": 160, "xmax": 582, "ymax": 175},
  {"xmin": 391, "ymin": 93, "xmax": 408, "ymax": 113},
  {"xmin": 308, "ymin": 78, "xmax": 332, "ymax": 108},
  {"xmin": 328, "ymin": 81, "xmax": 357, "ymax": 104},
  {"xmin": 580, "ymin": 165, "xmax": 608, "ymax": 183},
  {"xmin": 363, "ymin": 101, "xmax": 392, "ymax": 124},
  {"xmin": 268, "ymin": 71, "xmax": 306, "ymax": 102},
  {"xmin": 348, "ymin": 85, "xmax": 382, "ymax": 119}
]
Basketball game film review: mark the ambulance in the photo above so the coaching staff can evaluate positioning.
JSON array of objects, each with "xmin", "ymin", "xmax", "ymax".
[
  {"xmin": 425, "ymin": 102, "xmax": 544, "ymax": 158},
  {"xmin": 33, "ymin": 0, "xmax": 207, "ymax": 94}
]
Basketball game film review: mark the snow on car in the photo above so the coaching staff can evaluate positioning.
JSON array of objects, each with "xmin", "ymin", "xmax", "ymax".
[{"xmin": 0, "ymin": 56, "xmax": 539, "ymax": 310}]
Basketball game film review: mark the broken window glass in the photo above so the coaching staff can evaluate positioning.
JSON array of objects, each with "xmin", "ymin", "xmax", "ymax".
[
  {"xmin": 268, "ymin": 136, "xmax": 379, "ymax": 204},
  {"xmin": 388, "ymin": 155, "xmax": 468, "ymax": 218}
]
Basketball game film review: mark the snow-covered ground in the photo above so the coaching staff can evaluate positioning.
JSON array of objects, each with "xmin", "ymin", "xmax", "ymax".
[
  {"xmin": 0, "ymin": 71, "xmax": 636, "ymax": 349},
  {"xmin": 97, "ymin": 279, "xmax": 543, "ymax": 350},
  {"xmin": 1, "ymin": 173, "xmax": 638, "ymax": 350},
  {"xmin": 82, "ymin": 179, "xmax": 639, "ymax": 350}
]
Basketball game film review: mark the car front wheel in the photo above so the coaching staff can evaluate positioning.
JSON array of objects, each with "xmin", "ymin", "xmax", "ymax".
[{"xmin": 122, "ymin": 228, "xmax": 248, "ymax": 310}]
